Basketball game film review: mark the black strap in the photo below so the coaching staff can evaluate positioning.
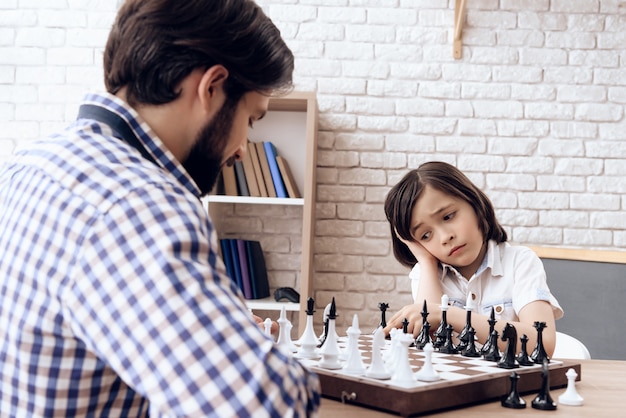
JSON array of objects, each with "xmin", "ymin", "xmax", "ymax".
[{"xmin": 77, "ymin": 104, "xmax": 158, "ymax": 166}]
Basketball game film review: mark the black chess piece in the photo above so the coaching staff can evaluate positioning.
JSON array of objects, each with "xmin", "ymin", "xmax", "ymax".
[
  {"xmin": 439, "ymin": 324, "xmax": 458, "ymax": 354},
  {"xmin": 378, "ymin": 302, "xmax": 389, "ymax": 328},
  {"xmin": 456, "ymin": 304, "xmax": 473, "ymax": 351},
  {"xmin": 531, "ymin": 321, "xmax": 550, "ymax": 364},
  {"xmin": 531, "ymin": 359, "xmax": 557, "ymax": 410},
  {"xmin": 415, "ymin": 321, "xmax": 432, "ymax": 350},
  {"xmin": 498, "ymin": 323, "xmax": 520, "ymax": 369},
  {"xmin": 401, "ymin": 317, "xmax": 409, "ymax": 334},
  {"xmin": 461, "ymin": 327, "xmax": 480, "ymax": 357},
  {"xmin": 501, "ymin": 371, "xmax": 526, "ymax": 409},
  {"xmin": 483, "ymin": 329, "xmax": 501, "ymax": 362},
  {"xmin": 517, "ymin": 334, "xmax": 534, "ymax": 366},
  {"xmin": 433, "ymin": 304, "xmax": 448, "ymax": 349},
  {"xmin": 481, "ymin": 307, "xmax": 497, "ymax": 354}
]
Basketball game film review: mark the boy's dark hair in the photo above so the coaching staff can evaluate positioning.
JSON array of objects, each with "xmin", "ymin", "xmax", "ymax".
[
  {"xmin": 104, "ymin": 0, "xmax": 294, "ymax": 106},
  {"xmin": 384, "ymin": 161, "xmax": 508, "ymax": 268}
]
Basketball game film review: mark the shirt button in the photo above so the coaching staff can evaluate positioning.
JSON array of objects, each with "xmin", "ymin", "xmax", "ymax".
[
  {"xmin": 495, "ymin": 305, "xmax": 503, "ymax": 313},
  {"xmin": 471, "ymin": 293, "xmax": 476, "ymax": 300}
]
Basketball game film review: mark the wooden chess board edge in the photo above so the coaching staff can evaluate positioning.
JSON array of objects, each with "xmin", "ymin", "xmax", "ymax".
[{"xmin": 315, "ymin": 360, "xmax": 581, "ymax": 417}]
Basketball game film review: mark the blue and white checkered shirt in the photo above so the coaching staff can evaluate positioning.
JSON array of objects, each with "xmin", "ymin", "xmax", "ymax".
[{"xmin": 0, "ymin": 92, "xmax": 320, "ymax": 417}]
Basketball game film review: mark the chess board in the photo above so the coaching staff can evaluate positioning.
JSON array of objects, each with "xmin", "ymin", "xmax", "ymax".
[{"xmin": 296, "ymin": 335, "xmax": 581, "ymax": 417}]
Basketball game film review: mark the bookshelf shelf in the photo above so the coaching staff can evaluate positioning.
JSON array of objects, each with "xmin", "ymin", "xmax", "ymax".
[
  {"xmin": 204, "ymin": 195, "xmax": 304, "ymax": 206},
  {"xmin": 208, "ymin": 91, "xmax": 317, "ymax": 334}
]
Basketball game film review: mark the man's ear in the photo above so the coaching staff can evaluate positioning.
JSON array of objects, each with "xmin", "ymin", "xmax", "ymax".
[{"xmin": 198, "ymin": 65, "xmax": 229, "ymax": 115}]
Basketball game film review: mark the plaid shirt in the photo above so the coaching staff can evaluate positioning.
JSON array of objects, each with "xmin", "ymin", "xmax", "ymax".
[{"xmin": 0, "ymin": 92, "xmax": 320, "ymax": 417}]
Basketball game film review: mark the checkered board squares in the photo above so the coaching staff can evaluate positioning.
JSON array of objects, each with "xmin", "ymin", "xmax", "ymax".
[{"xmin": 297, "ymin": 335, "xmax": 581, "ymax": 417}]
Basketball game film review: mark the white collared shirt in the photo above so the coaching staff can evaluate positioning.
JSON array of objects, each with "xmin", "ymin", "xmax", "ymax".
[{"xmin": 409, "ymin": 240, "xmax": 564, "ymax": 321}]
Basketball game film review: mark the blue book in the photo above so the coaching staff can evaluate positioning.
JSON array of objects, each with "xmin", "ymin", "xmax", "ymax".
[
  {"xmin": 220, "ymin": 239, "xmax": 235, "ymax": 281},
  {"xmin": 236, "ymin": 239, "xmax": 253, "ymax": 299},
  {"xmin": 228, "ymin": 239, "xmax": 244, "ymax": 293},
  {"xmin": 246, "ymin": 240, "xmax": 270, "ymax": 299},
  {"xmin": 263, "ymin": 141, "xmax": 287, "ymax": 198}
]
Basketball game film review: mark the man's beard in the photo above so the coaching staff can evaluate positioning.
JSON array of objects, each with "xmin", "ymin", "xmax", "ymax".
[{"xmin": 182, "ymin": 96, "xmax": 238, "ymax": 197}]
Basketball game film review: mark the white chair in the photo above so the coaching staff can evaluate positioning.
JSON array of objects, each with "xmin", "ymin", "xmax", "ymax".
[{"xmin": 553, "ymin": 331, "xmax": 591, "ymax": 359}]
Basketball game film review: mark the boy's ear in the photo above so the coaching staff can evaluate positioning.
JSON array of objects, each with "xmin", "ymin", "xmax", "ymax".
[{"xmin": 198, "ymin": 65, "xmax": 229, "ymax": 114}]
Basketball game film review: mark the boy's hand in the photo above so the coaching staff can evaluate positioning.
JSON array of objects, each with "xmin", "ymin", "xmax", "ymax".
[{"xmin": 395, "ymin": 229, "xmax": 437, "ymax": 265}]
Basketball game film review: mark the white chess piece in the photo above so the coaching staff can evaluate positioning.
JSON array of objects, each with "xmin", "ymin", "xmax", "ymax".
[
  {"xmin": 318, "ymin": 303, "xmax": 342, "ymax": 370},
  {"xmin": 366, "ymin": 327, "xmax": 391, "ymax": 380},
  {"xmin": 415, "ymin": 343, "xmax": 441, "ymax": 382},
  {"xmin": 276, "ymin": 306, "xmax": 297, "ymax": 353},
  {"xmin": 558, "ymin": 368, "xmax": 584, "ymax": 406},
  {"xmin": 264, "ymin": 317, "xmax": 273, "ymax": 339},
  {"xmin": 391, "ymin": 331, "xmax": 415, "ymax": 384},
  {"xmin": 343, "ymin": 314, "xmax": 366, "ymax": 375},
  {"xmin": 296, "ymin": 303, "xmax": 320, "ymax": 360}
]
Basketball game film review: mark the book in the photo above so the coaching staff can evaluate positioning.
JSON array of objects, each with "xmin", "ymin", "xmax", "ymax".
[
  {"xmin": 241, "ymin": 145, "xmax": 260, "ymax": 197},
  {"xmin": 263, "ymin": 141, "xmax": 287, "ymax": 198},
  {"xmin": 245, "ymin": 240, "xmax": 270, "ymax": 299},
  {"xmin": 236, "ymin": 239, "xmax": 253, "ymax": 299},
  {"xmin": 256, "ymin": 141, "xmax": 276, "ymax": 197},
  {"xmin": 227, "ymin": 239, "xmax": 244, "ymax": 293},
  {"xmin": 233, "ymin": 160, "xmax": 249, "ymax": 196},
  {"xmin": 220, "ymin": 239, "xmax": 235, "ymax": 281},
  {"xmin": 221, "ymin": 164, "xmax": 238, "ymax": 196},
  {"xmin": 276, "ymin": 155, "xmax": 301, "ymax": 198},
  {"xmin": 248, "ymin": 141, "xmax": 268, "ymax": 197}
]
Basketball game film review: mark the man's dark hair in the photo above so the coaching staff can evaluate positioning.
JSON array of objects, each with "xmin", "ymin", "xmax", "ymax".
[
  {"xmin": 104, "ymin": 0, "xmax": 294, "ymax": 106},
  {"xmin": 384, "ymin": 161, "xmax": 508, "ymax": 268}
]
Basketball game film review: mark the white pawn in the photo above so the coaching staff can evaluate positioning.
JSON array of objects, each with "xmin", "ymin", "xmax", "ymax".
[
  {"xmin": 391, "ymin": 331, "xmax": 415, "ymax": 384},
  {"xmin": 276, "ymin": 306, "xmax": 297, "ymax": 353},
  {"xmin": 366, "ymin": 327, "xmax": 391, "ymax": 380},
  {"xmin": 415, "ymin": 343, "xmax": 441, "ymax": 382},
  {"xmin": 558, "ymin": 368, "xmax": 584, "ymax": 406},
  {"xmin": 264, "ymin": 317, "xmax": 273, "ymax": 339},
  {"xmin": 344, "ymin": 314, "xmax": 366, "ymax": 375}
]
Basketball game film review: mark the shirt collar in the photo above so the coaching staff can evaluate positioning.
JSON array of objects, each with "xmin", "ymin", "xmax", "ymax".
[
  {"xmin": 80, "ymin": 91, "xmax": 202, "ymax": 198},
  {"xmin": 440, "ymin": 240, "xmax": 502, "ymax": 279}
]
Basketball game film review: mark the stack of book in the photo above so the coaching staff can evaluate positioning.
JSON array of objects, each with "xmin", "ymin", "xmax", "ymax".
[
  {"xmin": 219, "ymin": 239, "xmax": 270, "ymax": 300},
  {"xmin": 220, "ymin": 140, "xmax": 301, "ymax": 198}
]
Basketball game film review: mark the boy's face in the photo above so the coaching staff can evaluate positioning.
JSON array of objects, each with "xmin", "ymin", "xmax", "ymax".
[{"xmin": 409, "ymin": 185, "xmax": 486, "ymax": 278}]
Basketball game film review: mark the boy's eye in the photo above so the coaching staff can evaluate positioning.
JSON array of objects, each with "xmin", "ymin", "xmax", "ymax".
[
  {"xmin": 419, "ymin": 231, "xmax": 431, "ymax": 241},
  {"xmin": 443, "ymin": 211, "xmax": 456, "ymax": 221}
]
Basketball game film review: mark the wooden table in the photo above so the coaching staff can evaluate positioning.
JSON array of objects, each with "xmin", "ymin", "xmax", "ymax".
[{"xmin": 319, "ymin": 359, "xmax": 626, "ymax": 417}]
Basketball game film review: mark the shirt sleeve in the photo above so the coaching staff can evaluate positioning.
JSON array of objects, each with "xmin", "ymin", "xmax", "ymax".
[
  {"xmin": 63, "ymin": 185, "xmax": 320, "ymax": 416},
  {"xmin": 511, "ymin": 246, "xmax": 564, "ymax": 320}
]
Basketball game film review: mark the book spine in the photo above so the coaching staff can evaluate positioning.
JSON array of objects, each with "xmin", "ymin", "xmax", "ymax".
[
  {"xmin": 248, "ymin": 141, "xmax": 268, "ymax": 197},
  {"xmin": 256, "ymin": 142, "xmax": 276, "ymax": 197},
  {"xmin": 246, "ymin": 240, "xmax": 270, "ymax": 299},
  {"xmin": 228, "ymin": 239, "xmax": 244, "ymax": 292},
  {"xmin": 263, "ymin": 141, "xmax": 287, "ymax": 198},
  {"xmin": 236, "ymin": 239, "xmax": 253, "ymax": 299},
  {"xmin": 242, "ymin": 146, "xmax": 260, "ymax": 197},
  {"xmin": 221, "ymin": 164, "xmax": 238, "ymax": 196},
  {"xmin": 276, "ymin": 155, "xmax": 301, "ymax": 198},
  {"xmin": 233, "ymin": 161, "xmax": 250, "ymax": 196}
]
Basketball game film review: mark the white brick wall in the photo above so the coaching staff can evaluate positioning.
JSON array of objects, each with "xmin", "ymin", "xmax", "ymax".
[{"xmin": 1, "ymin": 0, "xmax": 625, "ymax": 329}]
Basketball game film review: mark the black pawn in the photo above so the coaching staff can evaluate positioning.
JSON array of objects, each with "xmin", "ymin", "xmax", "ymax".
[
  {"xmin": 378, "ymin": 302, "xmax": 389, "ymax": 328},
  {"xmin": 481, "ymin": 307, "xmax": 497, "ymax": 354},
  {"xmin": 439, "ymin": 324, "xmax": 458, "ymax": 354},
  {"xmin": 530, "ymin": 321, "xmax": 550, "ymax": 364},
  {"xmin": 531, "ymin": 359, "xmax": 557, "ymax": 410},
  {"xmin": 401, "ymin": 317, "xmax": 409, "ymax": 334},
  {"xmin": 483, "ymin": 329, "xmax": 501, "ymax": 362},
  {"xmin": 501, "ymin": 371, "xmax": 526, "ymax": 409},
  {"xmin": 517, "ymin": 334, "xmax": 534, "ymax": 366},
  {"xmin": 461, "ymin": 327, "xmax": 480, "ymax": 357}
]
